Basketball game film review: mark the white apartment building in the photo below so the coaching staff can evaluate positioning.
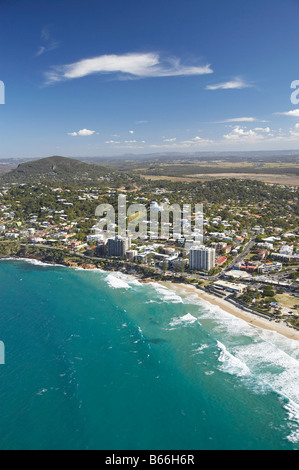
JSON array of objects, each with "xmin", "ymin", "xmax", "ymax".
[{"xmin": 189, "ymin": 246, "xmax": 216, "ymax": 271}]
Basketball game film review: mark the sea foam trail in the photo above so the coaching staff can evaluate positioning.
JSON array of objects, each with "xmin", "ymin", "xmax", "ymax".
[
  {"xmin": 0, "ymin": 257, "xmax": 65, "ymax": 268},
  {"xmin": 170, "ymin": 283, "xmax": 299, "ymax": 444},
  {"xmin": 149, "ymin": 282, "xmax": 183, "ymax": 303},
  {"xmin": 215, "ymin": 336, "xmax": 299, "ymax": 443}
]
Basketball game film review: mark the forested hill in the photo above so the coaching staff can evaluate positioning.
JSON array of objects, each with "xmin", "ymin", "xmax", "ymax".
[{"xmin": 0, "ymin": 156, "xmax": 131, "ymax": 186}]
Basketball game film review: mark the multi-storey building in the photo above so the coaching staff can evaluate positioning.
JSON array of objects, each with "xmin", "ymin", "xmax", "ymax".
[
  {"xmin": 107, "ymin": 236, "xmax": 131, "ymax": 257},
  {"xmin": 189, "ymin": 246, "xmax": 216, "ymax": 271}
]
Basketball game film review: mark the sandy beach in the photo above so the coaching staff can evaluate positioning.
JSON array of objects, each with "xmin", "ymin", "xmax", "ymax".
[
  {"xmin": 3, "ymin": 254, "xmax": 299, "ymax": 341},
  {"xmin": 161, "ymin": 281, "xmax": 299, "ymax": 342}
]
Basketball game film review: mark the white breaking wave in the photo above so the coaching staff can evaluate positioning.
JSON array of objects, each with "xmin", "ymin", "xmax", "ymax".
[
  {"xmin": 284, "ymin": 400, "xmax": 299, "ymax": 444},
  {"xmin": 169, "ymin": 313, "xmax": 198, "ymax": 328},
  {"xmin": 147, "ymin": 280, "xmax": 299, "ymax": 444},
  {"xmin": 192, "ymin": 344, "xmax": 209, "ymax": 353},
  {"xmin": 215, "ymin": 334, "xmax": 299, "ymax": 443},
  {"xmin": 0, "ymin": 257, "xmax": 65, "ymax": 268},
  {"xmin": 232, "ymin": 336, "xmax": 299, "ymax": 443},
  {"xmin": 150, "ymin": 283, "xmax": 183, "ymax": 303},
  {"xmin": 106, "ymin": 273, "xmax": 132, "ymax": 289},
  {"xmin": 217, "ymin": 341, "xmax": 251, "ymax": 377}
]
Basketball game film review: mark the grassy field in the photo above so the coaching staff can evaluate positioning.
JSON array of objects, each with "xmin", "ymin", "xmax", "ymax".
[
  {"xmin": 276, "ymin": 293, "xmax": 299, "ymax": 310},
  {"xmin": 0, "ymin": 164, "xmax": 17, "ymax": 175},
  {"xmin": 140, "ymin": 173, "xmax": 299, "ymax": 185},
  {"xmin": 132, "ymin": 158, "xmax": 299, "ymax": 185}
]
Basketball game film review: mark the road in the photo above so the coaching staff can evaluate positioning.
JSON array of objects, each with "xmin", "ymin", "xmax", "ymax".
[
  {"xmin": 221, "ymin": 238, "xmax": 256, "ymax": 274},
  {"xmin": 18, "ymin": 240, "xmax": 257, "ymax": 282}
]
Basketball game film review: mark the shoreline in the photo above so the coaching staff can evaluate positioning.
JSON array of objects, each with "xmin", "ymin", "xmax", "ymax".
[
  {"xmin": 161, "ymin": 280, "xmax": 299, "ymax": 342},
  {"xmin": 1, "ymin": 253, "xmax": 299, "ymax": 342}
]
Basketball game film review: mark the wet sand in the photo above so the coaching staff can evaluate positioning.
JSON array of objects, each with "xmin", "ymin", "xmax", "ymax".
[{"xmin": 161, "ymin": 281, "xmax": 299, "ymax": 341}]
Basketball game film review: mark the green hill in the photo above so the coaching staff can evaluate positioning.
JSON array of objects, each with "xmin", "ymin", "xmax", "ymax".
[{"xmin": 0, "ymin": 156, "xmax": 126, "ymax": 186}]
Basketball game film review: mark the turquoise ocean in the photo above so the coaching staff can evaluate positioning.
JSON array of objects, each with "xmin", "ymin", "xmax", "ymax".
[{"xmin": 0, "ymin": 259, "xmax": 298, "ymax": 450}]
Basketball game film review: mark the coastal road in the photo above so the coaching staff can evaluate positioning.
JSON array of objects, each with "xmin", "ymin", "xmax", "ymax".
[{"xmin": 220, "ymin": 238, "xmax": 256, "ymax": 275}]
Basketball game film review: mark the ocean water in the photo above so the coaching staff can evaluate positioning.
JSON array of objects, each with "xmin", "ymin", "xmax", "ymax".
[{"xmin": 0, "ymin": 259, "xmax": 298, "ymax": 450}]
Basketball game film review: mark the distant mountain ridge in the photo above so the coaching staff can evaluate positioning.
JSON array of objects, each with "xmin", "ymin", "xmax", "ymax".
[{"xmin": 0, "ymin": 155, "xmax": 121, "ymax": 185}]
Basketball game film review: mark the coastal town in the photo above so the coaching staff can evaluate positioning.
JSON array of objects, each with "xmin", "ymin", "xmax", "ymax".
[
  {"xmin": 3, "ymin": 0, "xmax": 299, "ymax": 453},
  {"xmin": 0, "ymin": 166, "xmax": 298, "ymax": 330}
]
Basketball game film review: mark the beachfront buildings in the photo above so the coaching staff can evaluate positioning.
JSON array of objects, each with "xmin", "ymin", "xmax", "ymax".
[
  {"xmin": 212, "ymin": 280, "xmax": 247, "ymax": 294},
  {"xmin": 189, "ymin": 246, "xmax": 216, "ymax": 272},
  {"xmin": 107, "ymin": 236, "xmax": 131, "ymax": 257}
]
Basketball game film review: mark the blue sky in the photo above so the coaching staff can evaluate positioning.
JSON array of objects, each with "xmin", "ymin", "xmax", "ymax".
[{"xmin": 1, "ymin": 0, "xmax": 299, "ymax": 159}]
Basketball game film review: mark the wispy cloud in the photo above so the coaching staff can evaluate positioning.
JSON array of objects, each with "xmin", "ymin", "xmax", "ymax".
[
  {"xmin": 221, "ymin": 117, "xmax": 257, "ymax": 123},
  {"xmin": 205, "ymin": 77, "xmax": 252, "ymax": 90},
  {"xmin": 36, "ymin": 26, "xmax": 59, "ymax": 57},
  {"xmin": 45, "ymin": 52, "xmax": 213, "ymax": 84},
  {"xmin": 180, "ymin": 136, "xmax": 214, "ymax": 145},
  {"xmin": 150, "ymin": 135, "xmax": 214, "ymax": 149}
]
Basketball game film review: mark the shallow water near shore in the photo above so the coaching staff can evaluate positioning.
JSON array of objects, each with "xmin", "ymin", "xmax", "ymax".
[{"xmin": 0, "ymin": 259, "xmax": 298, "ymax": 450}]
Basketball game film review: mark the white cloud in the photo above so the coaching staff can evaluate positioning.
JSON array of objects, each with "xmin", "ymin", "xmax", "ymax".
[
  {"xmin": 78, "ymin": 129, "xmax": 95, "ymax": 136},
  {"xmin": 105, "ymin": 140, "xmax": 120, "ymax": 144},
  {"xmin": 163, "ymin": 137, "xmax": 177, "ymax": 142},
  {"xmin": 222, "ymin": 117, "xmax": 257, "ymax": 123},
  {"xmin": 129, "ymin": 130, "xmax": 134, "ymax": 134},
  {"xmin": 67, "ymin": 128, "xmax": 95, "ymax": 136},
  {"xmin": 289, "ymin": 123, "xmax": 299, "ymax": 137},
  {"xmin": 150, "ymin": 136, "xmax": 214, "ymax": 149},
  {"xmin": 45, "ymin": 52, "xmax": 213, "ymax": 84},
  {"xmin": 222, "ymin": 125, "xmax": 279, "ymax": 144},
  {"xmin": 180, "ymin": 136, "xmax": 214, "ymax": 145},
  {"xmin": 274, "ymin": 109, "xmax": 299, "ymax": 117},
  {"xmin": 205, "ymin": 78, "xmax": 251, "ymax": 90},
  {"xmin": 254, "ymin": 127, "xmax": 271, "ymax": 133},
  {"xmin": 223, "ymin": 126, "xmax": 261, "ymax": 142}
]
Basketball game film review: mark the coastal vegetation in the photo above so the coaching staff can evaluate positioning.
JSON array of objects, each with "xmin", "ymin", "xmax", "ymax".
[{"xmin": 0, "ymin": 155, "xmax": 298, "ymax": 332}]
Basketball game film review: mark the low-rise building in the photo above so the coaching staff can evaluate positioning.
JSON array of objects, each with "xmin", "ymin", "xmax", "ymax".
[
  {"xmin": 126, "ymin": 250, "xmax": 138, "ymax": 261},
  {"xmin": 5, "ymin": 232, "xmax": 19, "ymax": 239},
  {"xmin": 212, "ymin": 280, "xmax": 247, "ymax": 294},
  {"xmin": 258, "ymin": 262, "xmax": 283, "ymax": 274}
]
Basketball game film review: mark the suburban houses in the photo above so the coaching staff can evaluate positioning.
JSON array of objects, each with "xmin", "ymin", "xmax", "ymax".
[{"xmin": 0, "ymin": 178, "xmax": 298, "ymax": 324}]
